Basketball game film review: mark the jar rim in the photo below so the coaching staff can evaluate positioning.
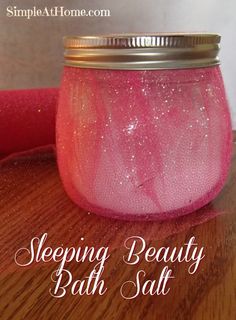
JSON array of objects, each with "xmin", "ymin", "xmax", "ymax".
[{"xmin": 63, "ymin": 33, "xmax": 221, "ymax": 70}]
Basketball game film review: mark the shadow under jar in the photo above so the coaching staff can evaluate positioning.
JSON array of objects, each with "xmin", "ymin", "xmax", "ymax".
[{"xmin": 57, "ymin": 33, "xmax": 232, "ymax": 220}]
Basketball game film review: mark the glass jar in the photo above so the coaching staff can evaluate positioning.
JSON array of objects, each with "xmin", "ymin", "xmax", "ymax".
[{"xmin": 57, "ymin": 34, "xmax": 232, "ymax": 220}]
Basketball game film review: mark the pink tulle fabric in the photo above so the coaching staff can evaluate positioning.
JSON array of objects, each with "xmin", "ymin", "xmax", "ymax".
[
  {"xmin": 56, "ymin": 66, "xmax": 232, "ymax": 220},
  {"xmin": 0, "ymin": 88, "xmax": 57, "ymax": 156}
]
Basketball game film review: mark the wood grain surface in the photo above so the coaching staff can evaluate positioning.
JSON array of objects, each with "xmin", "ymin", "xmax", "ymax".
[{"xmin": 0, "ymin": 134, "xmax": 235, "ymax": 320}]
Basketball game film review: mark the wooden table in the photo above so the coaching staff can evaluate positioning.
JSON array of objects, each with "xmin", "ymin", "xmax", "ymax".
[{"xmin": 0, "ymin": 134, "xmax": 235, "ymax": 320}]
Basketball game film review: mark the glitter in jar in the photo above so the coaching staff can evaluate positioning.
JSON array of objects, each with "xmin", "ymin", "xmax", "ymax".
[
  {"xmin": 57, "ymin": 66, "xmax": 232, "ymax": 220},
  {"xmin": 57, "ymin": 33, "xmax": 232, "ymax": 220}
]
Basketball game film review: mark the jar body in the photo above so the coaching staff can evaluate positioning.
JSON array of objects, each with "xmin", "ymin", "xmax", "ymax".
[{"xmin": 56, "ymin": 66, "xmax": 232, "ymax": 220}]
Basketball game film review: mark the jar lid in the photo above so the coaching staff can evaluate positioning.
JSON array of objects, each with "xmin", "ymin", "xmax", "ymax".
[{"xmin": 63, "ymin": 33, "xmax": 221, "ymax": 70}]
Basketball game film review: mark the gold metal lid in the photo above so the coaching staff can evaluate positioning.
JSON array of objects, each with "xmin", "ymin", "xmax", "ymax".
[{"xmin": 64, "ymin": 33, "xmax": 221, "ymax": 70}]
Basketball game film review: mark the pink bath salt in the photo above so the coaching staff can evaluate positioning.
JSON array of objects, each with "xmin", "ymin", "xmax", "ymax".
[{"xmin": 56, "ymin": 66, "xmax": 232, "ymax": 220}]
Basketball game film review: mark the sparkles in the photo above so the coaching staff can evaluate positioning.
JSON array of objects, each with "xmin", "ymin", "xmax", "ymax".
[
  {"xmin": 57, "ymin": 66, "xmax": 231, "ymax": 220},
  {"xmin": 127, "ymin": 124, "xmax": 135, "ymax": 133},
  {"xmin": 141, "ymin": 88, "xmax": 147, "ymax": 96},
  {"xmin": 126, "ymin": 120, "xmax": 138, "ymax": 134}
]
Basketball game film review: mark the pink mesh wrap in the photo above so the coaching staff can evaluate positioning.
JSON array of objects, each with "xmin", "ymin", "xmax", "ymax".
[{"xmin": 56, "ymin": 66, "xmax": 232, "ymax": 220}]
